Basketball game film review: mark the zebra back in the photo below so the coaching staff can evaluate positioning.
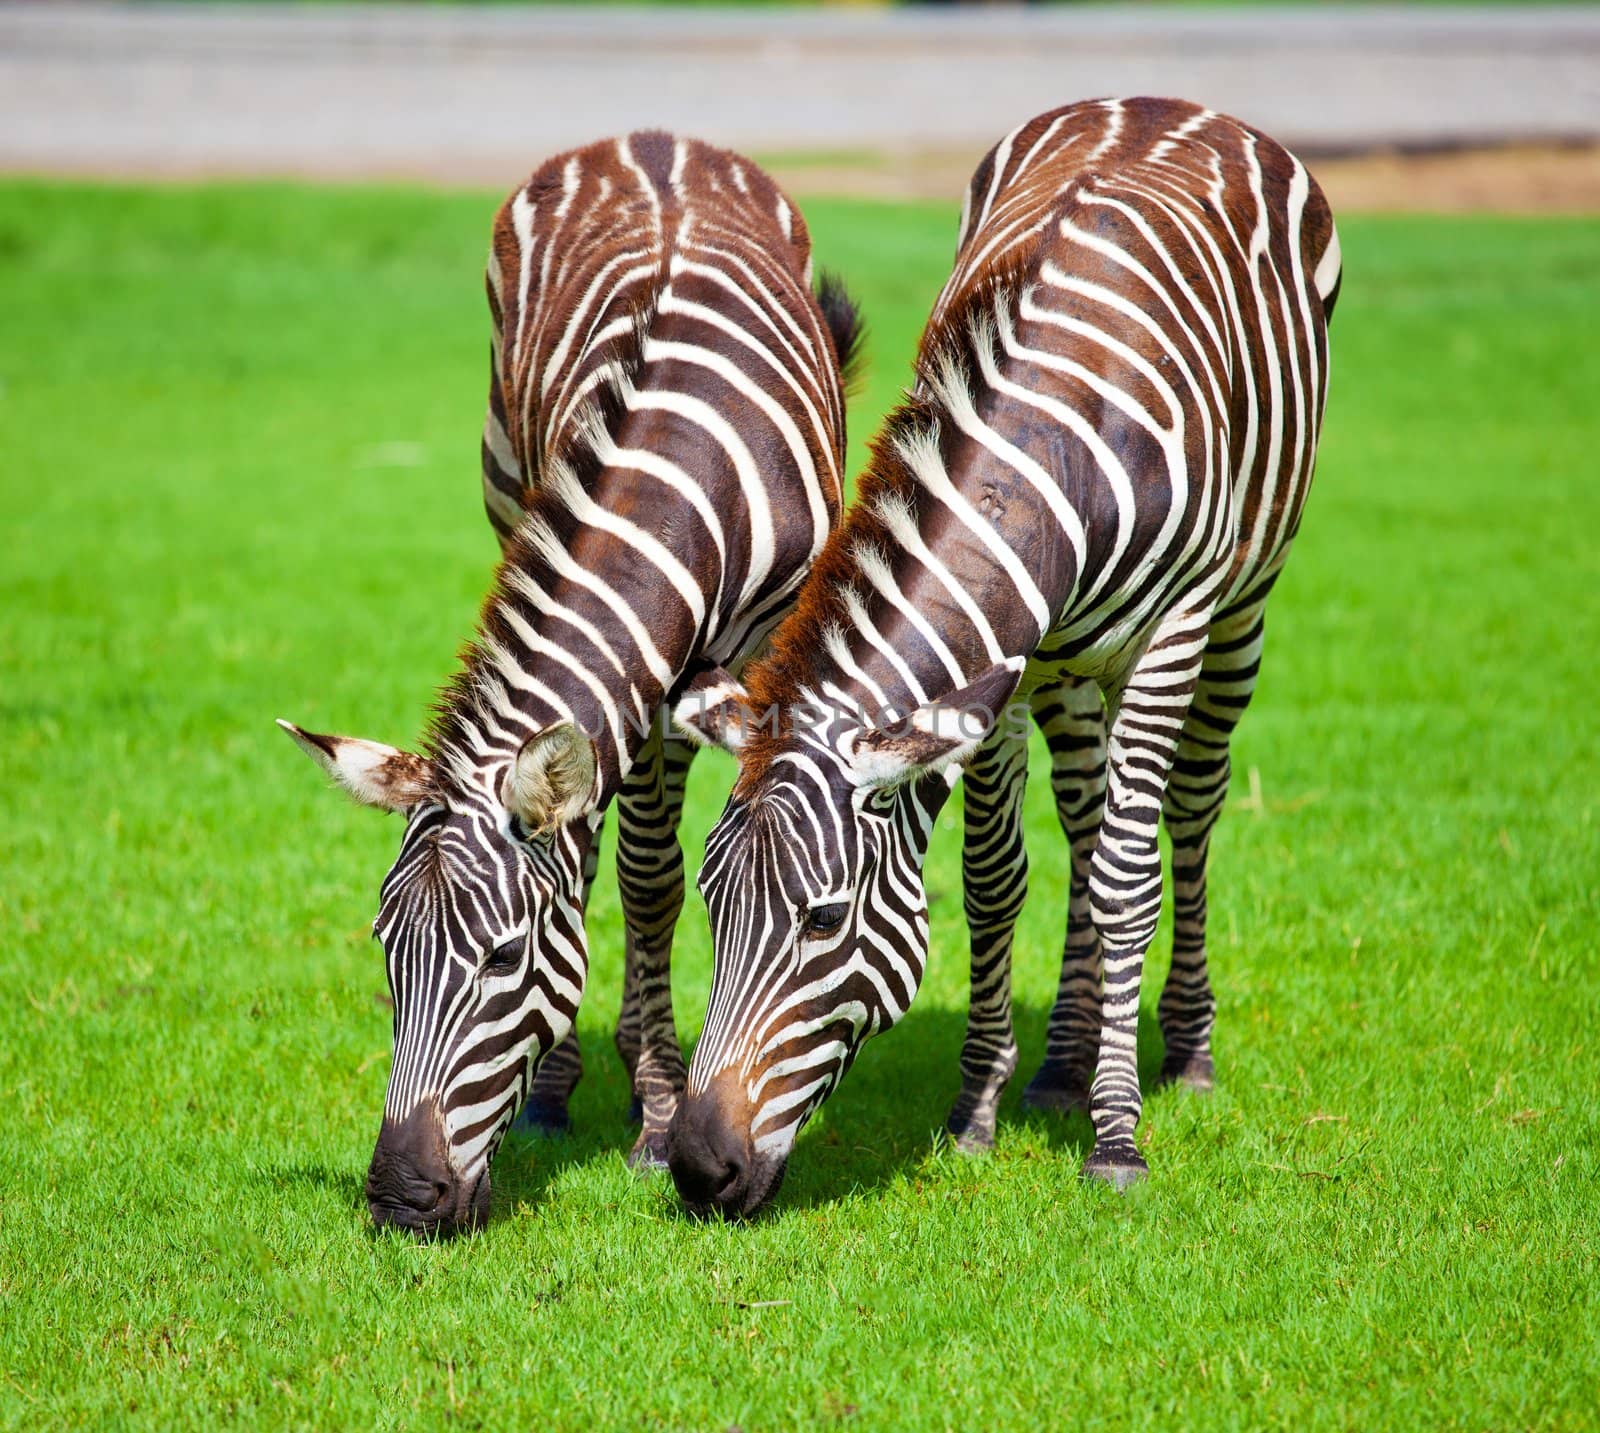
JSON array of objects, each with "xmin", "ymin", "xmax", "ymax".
[
  {"xmin": 936, "ymin": 97, "xmax": 1341, "ymax": 610},
  {"xmin": 434, "ymin": 131, "xmax": 860, "ymax": 806},
  {"xmin": 480, "ymin": 131, "xmax": 854, "ymax": 553}
]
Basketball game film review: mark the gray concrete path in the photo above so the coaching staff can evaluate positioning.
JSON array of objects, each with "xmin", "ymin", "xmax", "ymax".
[{"xmin": 3, "ymin": 3, "xmax": 1598, "ymax": 184}]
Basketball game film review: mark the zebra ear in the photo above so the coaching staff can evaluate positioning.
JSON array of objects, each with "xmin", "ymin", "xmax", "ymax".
[
  {"xmin": 850, "ymin": 658, "xmax": 1025, "ymax": 788},
  {"xmin": 503, "ymin": 722, "xmax": 599, "ymax": 832},
  {"xmin": 671, "ymin": 665, "xmax": 752, "ymax": 753},
  {"xmin": 277, "ymin": 719, "xmax": 432, "ymax": 813}
]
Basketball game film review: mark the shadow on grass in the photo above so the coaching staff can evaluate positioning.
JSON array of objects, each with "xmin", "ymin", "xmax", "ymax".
[
  {"xmin": 489, "ymin": 1115, "xmax": 628, "ymax": 1222},
  {"xmin": 479, "ymin": 1000, "xmax": 1175, "ymax": 1224},
  {"xmin": 251, "ymin": 1125, "xmax": 611, "ymax": 1237},
  {"xmin": 249, "ymin": 1159, "xmax": 367, "ymax": 1220},
  {"xmin": 767, "ymin": 1002, "xmax": 1171, "ymax": 1215}
]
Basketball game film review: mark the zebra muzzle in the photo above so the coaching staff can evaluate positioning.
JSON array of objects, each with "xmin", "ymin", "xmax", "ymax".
[
  {"xmin": 365, "ymin": 1100, "xmax": 488, "ymax": 1237},
  {"xmin": 666, "ymin": 1075, "xmax": 785, "ymax": 1219}
]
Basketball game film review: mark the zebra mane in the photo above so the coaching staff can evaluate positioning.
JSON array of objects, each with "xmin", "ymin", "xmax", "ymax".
[
  {"xmin": 733, "ymin": 396, "xmax": 932, "ymax": 788},
  {"xmin": 736, "ymin": 258, "xmax": 1032, "ymax": 788}
]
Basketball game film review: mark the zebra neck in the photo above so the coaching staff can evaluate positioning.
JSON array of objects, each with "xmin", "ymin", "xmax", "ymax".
[
  {"xmin": 787, "ymin": 500, "xmax": 1050, "ymax": 739},
  {"xmin": 822, "ymin": 555, "xmax": 1039, "ymax": 728},
  {"xmin": 428, "ymin": 513, "xmax": 702, "ymax": 807}
]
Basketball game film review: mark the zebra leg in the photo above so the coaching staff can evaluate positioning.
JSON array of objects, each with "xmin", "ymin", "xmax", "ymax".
[
  {"xmin": 1021, "ymin": 677, "xmax": 1108, "ymax": 1114},
  {"xmin": 1158, "ymin": 602, "xmax": 1266, "ymax": 1093},
  {"xmin": 613, "ymin": 931, "xmax": 645, "ymax": 1126},
  {"xmin": 610, "ymin": 774, "xmax": 643, "ymax": 1128},
  {"xmin": 1083, "ymin": 609, "xmax": 1212, "ymax": 1188},
  {"xmin": 614, "ymin": 725, "xmax": 694, "ymax": 1171},
  {"xmin": 945, "ymin": 724, "xmax": 1029, "ymax": 1153},
  {"xmin": 512, "ymin": 811, "xmax": 606, "ymax": 1137}
]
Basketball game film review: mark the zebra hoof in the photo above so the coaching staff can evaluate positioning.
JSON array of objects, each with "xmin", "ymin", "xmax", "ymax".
[
  {"xmin": 626, "ymin": 1129, "xmax": 670, "ymax": 1174},
  {"xmin": 511, "ymin": 1100, "xmax": 572, "ymax": 1140},
  {"xmin": 1158, "ymin": 1053, "xmax": 1216, "ymax": 1093},
  {"xmin": 1081, "ymin": 1142, "xmax": 1148, "ymax": 1190},
  {"xmin": 942, "ymin": 1110, "xmax": 997, "ymax": 1156},
  {"xmin": 1020, "ymin": 1062, "xmax": 1092, "ymax": 1114}
]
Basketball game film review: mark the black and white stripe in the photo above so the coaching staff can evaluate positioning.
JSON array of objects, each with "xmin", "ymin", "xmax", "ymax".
[
  {"xmin": 666, "ymin": 98, "xmax": 1339, "ymax": 1214},
  {"xmin": 283, "ymin": 132, "xmax": 857, "ymax": 1234}
]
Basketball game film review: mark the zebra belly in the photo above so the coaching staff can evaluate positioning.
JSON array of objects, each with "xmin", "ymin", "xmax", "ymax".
[{"xmin": 1026, "ymin": 608, "xmax": 1161, "ymax": 689}]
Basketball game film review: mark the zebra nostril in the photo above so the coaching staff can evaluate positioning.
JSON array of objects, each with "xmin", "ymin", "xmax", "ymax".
[{"xmin": 714, "ymin": 1154, "xmax": 746, "ymax": 1207}]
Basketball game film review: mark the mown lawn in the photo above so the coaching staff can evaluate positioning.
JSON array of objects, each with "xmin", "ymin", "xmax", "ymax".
[{"xmin": 1, "ymin": 181, "xmax": 1596, "ymax": 1428}]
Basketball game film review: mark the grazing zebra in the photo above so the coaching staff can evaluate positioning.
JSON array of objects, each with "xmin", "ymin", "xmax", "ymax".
[
  {"xmin": 666, "ymin": 98, "xmax": 1340, "ymax": 1216},
  {"xmin": 279, "ymin": 132, "xmax": 859, "ymax": 1235}
]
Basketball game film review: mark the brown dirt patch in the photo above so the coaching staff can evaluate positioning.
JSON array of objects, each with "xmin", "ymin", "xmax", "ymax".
[
  {"xmin": 768, "ymin": 142, "xmax": 1600, "ymax": 215},
  {"xmin": 1312, "ymin": 142, "xmax": 1600, "ymax": 215}
]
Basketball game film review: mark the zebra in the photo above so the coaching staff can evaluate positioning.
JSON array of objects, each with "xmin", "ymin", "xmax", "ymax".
[
  {"xmin": 279, "ymin": 131, "xmax": 860, "ymax": 1236},
  {"xmin": 665, "ymin": 98, "xmax": 1340, "ymax": 1216}
]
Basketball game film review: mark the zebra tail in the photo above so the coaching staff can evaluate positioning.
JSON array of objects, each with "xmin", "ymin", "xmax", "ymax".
[{"xmin": 814, "ymin": 268, "xmax": 867, "ymax": 397}]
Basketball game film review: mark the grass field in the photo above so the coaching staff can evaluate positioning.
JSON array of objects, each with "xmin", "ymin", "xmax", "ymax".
[{"xmin": 2, "ymin": 180, "xmax": 1597, "ymax": 1428}]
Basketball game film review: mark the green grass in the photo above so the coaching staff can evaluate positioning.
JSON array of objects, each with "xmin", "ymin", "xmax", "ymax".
[
  {"xmin": 172, "ymin": 1, "xmax": 1593, "ymax": 8},
  {"xmin": 2, "ymin": 179, "xmax": 1597, "ymax": 1429}
]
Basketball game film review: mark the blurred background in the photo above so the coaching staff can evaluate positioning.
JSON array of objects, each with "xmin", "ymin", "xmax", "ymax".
[{"xmin": 4, "ymin": 0, "xmax": 1598, "ymax": 209}]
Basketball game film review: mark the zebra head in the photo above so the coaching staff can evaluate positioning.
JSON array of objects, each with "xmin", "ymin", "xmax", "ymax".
[
  {"xmin": 666, "ymin": 660, "xmax": 1022, "ymax": 1217},
  {"xmin": 278, "ymin": 718, "xmax": 598, "ymax": 1237}
]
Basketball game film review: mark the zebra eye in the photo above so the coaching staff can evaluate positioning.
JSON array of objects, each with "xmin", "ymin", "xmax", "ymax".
[
  {"xmin": 802, "ymin": 902, "xmax": 848, "ymax": 938},
  {"xmin": 484, "ymin": 936, "xmax": 523, "ymax": 972}
]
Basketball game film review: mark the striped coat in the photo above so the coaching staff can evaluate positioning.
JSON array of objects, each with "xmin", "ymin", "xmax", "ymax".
[
  {"xmin": 666, "ymin": 98, "xmax": 1339, "ymax": 1215},
  {"xmin": 282, "ymin": 132, "xmax": 858, "ymax": 1235}
]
